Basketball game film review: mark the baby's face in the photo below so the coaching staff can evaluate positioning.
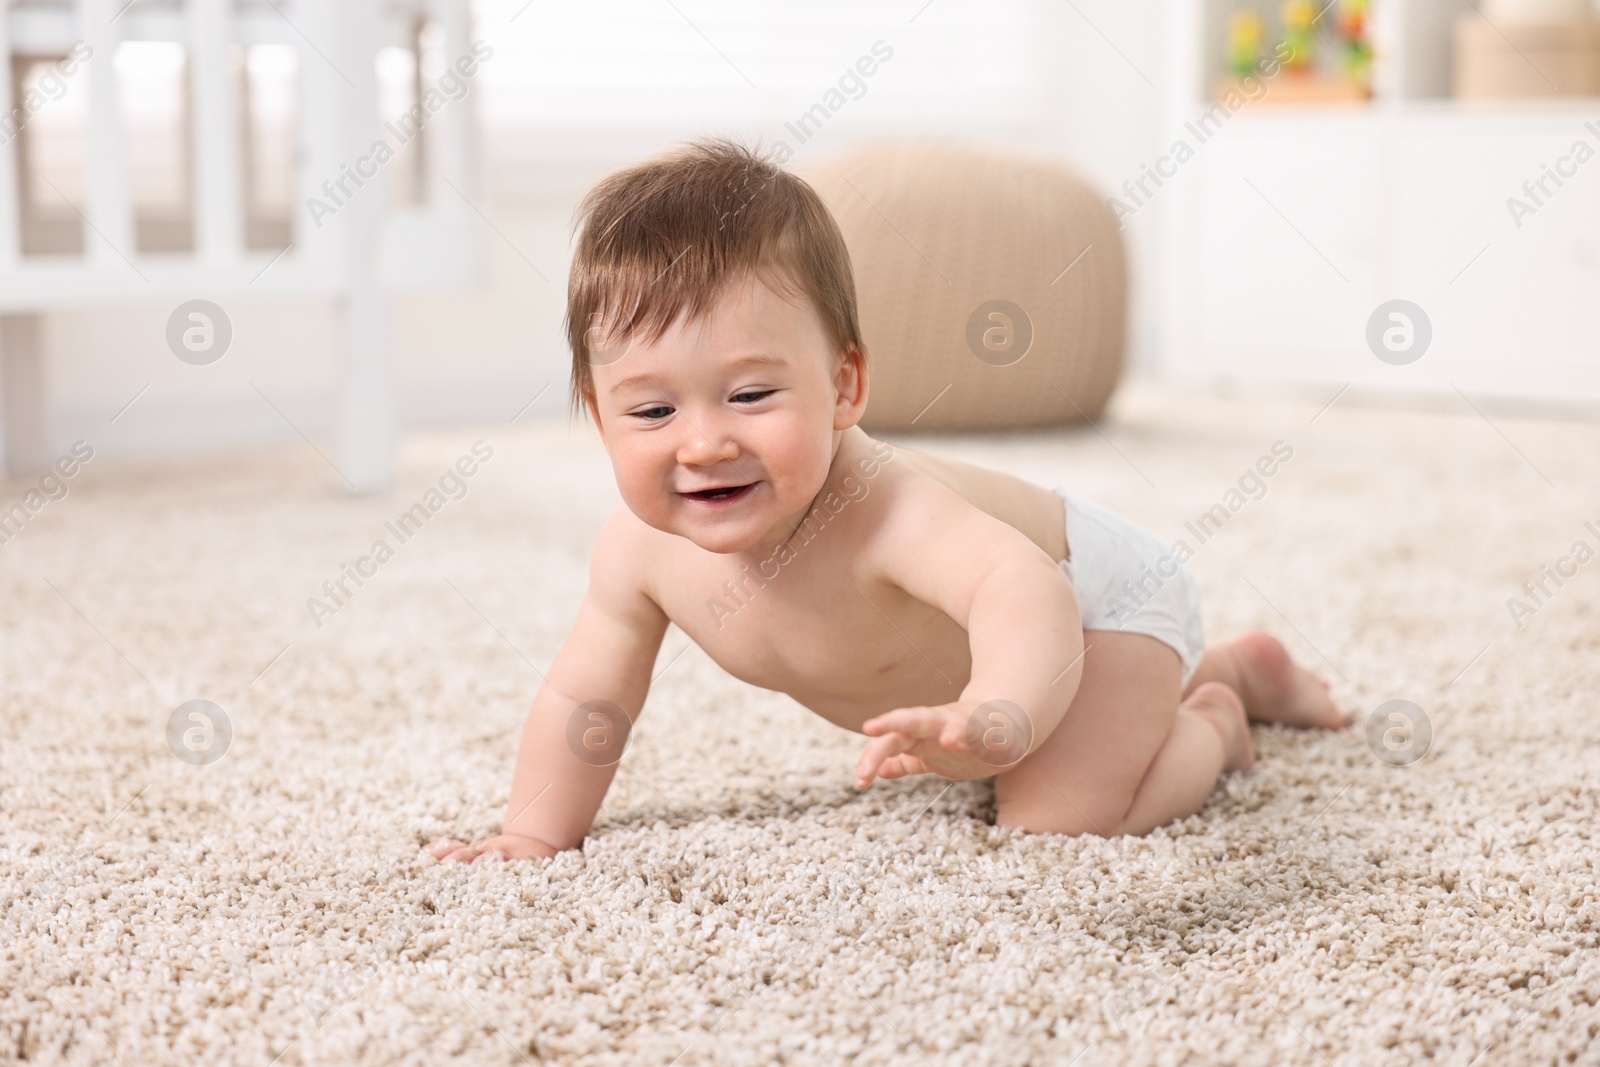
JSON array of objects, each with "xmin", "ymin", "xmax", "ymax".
[{"xmin": 587, "ymin": 273, "xmax": 863, "ymax": 555}]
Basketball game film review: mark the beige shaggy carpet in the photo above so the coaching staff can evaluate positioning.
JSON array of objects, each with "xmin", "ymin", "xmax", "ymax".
[{"xmin": 3, "ymin": 379, "xmax": 1598, "ymax": 1066}]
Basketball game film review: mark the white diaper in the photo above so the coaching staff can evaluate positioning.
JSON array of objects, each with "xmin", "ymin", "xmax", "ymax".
[{"xmin": 1052, "ymin": 489, "xmax": 1206, "ymax": 688}]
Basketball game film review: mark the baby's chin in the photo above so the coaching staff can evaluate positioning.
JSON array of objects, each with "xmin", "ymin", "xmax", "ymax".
[
  {"xmin": 641, "ymin": 510, "xmax": 796, "ymax": 557},
  {"xmin": 684, "ymin": 533, "xmax": 759, "ymax": 555},
  {"xmin": 668, "ymin": 520, "xmax": 776, "ymax": 556}
]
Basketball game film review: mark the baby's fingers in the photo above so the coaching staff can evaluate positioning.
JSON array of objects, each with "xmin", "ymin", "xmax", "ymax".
[
  {"xmin": 878, "ymin": 715, "xmax": 978, "ymax": 760},
  {"xmin": 862, "ymin": 707, "xmax": 949, "ymax": 740},
  {"xmin": 855, "ymin": 731, "xmax": 917, "ymax": 789},
  {"xmin": 425, "ymin": 839, "xmax": 467, "ymax": 860},
  {"xmin": 876, "ymin": 753, "xmax": 932, "ymax": 780},
  {"xmin": 425, "ymin": 839, "xmax": 498, "ymax": 864}
]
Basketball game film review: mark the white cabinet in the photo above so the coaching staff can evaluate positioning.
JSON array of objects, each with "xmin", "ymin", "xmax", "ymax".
[
  {"xmin": 1192, "ymin": 115, "xmax": 1379, "ymax": 379},
  {"xmin": 1161, "ymin": 1, "xmax": 1600, "ymax": 404},
  {"xmin": 1387, "ymin": 116, "xmax": 1600, "ymax": 395}
]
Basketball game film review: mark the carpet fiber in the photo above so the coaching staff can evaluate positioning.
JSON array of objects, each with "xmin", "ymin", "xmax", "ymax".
[{"xmin": 3, "ymin": 380, "xmax": 1598, "ymax": 1066}]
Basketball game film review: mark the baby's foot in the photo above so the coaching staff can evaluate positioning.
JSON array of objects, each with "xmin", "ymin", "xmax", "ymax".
[
  {"xmin": 1185, "ymin": 682, "xmax": 1255, "ymax": 773},
  {"xmin": 1227, "ymin": 631, "xmax": 1345, "ymax": 730}
]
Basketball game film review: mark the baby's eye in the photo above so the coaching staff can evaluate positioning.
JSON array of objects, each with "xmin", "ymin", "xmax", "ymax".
[
  {"xmin": 732, "ymin": 390, "xmax": 775, "ymax": 405},
  {"xmin": 629, "ymin": 406, "xmax": 673, "ymax": 422}
]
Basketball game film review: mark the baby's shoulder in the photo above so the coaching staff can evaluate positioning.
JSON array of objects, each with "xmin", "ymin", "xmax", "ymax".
[
  {"xmin": 850, "ymin": 444, "xmax": 997, "ymax": 554},
  {"xmin": 588, "ymin": 504, "xmax": 667, "ymax": 598},
  {"xmin": 853, "ymin": 439, "xmax": 1067, "ymax": 579},
  {"xmin": 861, "ymin": 438, "xmax": 995, "ymax": 510}
]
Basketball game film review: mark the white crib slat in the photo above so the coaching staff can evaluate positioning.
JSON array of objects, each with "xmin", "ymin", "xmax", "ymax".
[
  {"xmin": 428, "ymin": 0, "xmax": 477, "ymax": 205},
  {"xmin": 1, "ymin": 0, "xmax": 476, "ymax": 313},
  {"xmin": 308, "ymin": 0, "xmax": 396, "ymax": 494},
  {"xmin": 191, "ymin": 0, "xmax": 242, "ymax": 265},
  {"xmin": 0, "ymin": 0, "xmax": 21, "ymax": 267},
  {"xmin": 0, "ymin": 314, "xmax": 50, "ymax": 475},
  {"xmin": 293, "ymin": 0, "xmax": 345, "ymax": 270},
  {"xmin": 77, "ymin": 0, "xmax": 134, "ymax": 267}
]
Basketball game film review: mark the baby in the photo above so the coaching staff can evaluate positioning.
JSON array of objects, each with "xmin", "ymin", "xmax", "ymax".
[{"xmin": 428, "ymin": 139, "xmax": 1344, "ymax": 864}]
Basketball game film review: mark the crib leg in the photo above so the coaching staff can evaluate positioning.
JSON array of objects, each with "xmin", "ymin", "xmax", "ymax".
[
  {"xmin": 334, "ymin": 271, "xmax": 396, "ymax": 494},
  {"xmin": 0, "ymin": 313, "xmax": 50, "ymax": 477}
]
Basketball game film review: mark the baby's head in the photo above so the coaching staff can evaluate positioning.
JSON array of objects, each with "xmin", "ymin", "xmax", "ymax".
[{"xmin": 566, "ymin": 138, "xmax": 869, "ymax": 555}]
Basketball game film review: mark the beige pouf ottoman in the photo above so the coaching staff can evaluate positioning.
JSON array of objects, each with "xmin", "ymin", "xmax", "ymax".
[{"xmin": 801, "ymin": 140, "xmax": 1126, "ymax": 433}]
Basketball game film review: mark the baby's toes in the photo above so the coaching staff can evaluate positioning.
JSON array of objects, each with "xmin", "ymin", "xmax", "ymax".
[{"xmin": 425, "ymin": 839, "xmax": 465, "ymax": 860}]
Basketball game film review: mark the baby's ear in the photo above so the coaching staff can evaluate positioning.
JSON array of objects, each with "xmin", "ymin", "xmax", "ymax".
[{"xmin": 833, "ymin": 344, "xmax": 869, "ymax": 430}]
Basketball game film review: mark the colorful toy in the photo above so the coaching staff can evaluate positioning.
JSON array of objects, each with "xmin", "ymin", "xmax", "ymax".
[
  {"xmin": 1281, "ymin": 0, "xmax": 1317, "ymax": 72},
  {"xmin": 1215, "ymin": 1, "xmax": 1373, "ymax": 104},
  {"xmin": 1227, "ymin": 9, "xmax": 1266, "ymax": 77},
  {"xmin": 1337, "ymin": 0, "xmax": 1373, "ymax": 85}
]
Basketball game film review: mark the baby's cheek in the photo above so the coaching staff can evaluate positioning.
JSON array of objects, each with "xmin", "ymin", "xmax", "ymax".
[{"xmin": 614, "ymin": 475, "xmax": 665, "ymax": 523}]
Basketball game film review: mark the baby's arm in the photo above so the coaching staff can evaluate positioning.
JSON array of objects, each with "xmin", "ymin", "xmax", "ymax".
[
  {"xmin": 428, "ymin": 511, "xmax": 668, "ymax": 863},
  {"xmin": 855, "ymin": 489, "xmax": 1085, "ymax": 786}
]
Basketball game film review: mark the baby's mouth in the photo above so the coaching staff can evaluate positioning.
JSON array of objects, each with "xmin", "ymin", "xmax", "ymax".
[{"xmin": 680, "ymin": 482, "xmax": 757, "ymax": 503}]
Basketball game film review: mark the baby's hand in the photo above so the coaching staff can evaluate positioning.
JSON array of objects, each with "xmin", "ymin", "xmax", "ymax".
[
  {"xmin": 854, "ymin": 700, "xmax": 1033, "ymax": 789},
  {"xmin": 424, "ymin": 833, "xmax": 559, "ymax": 864}
]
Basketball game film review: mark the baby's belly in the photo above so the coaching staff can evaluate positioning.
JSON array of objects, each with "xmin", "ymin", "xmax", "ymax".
[
  {"xmin": 753, "ymin": 633, "xmax": 973, "ymax": 732},
  {"xmin": 662, "ymin": 552, "xmax": 975, "ymax": 732}
]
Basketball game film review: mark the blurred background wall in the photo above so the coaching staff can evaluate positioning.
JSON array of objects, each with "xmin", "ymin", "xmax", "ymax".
[
  {"xmin": 2, "ymin": 0, "xmax": 1165, "ymax": 459},
  {"xmin": 6, "ymin": 0, "xmax": 1598, "ymax": 462}
]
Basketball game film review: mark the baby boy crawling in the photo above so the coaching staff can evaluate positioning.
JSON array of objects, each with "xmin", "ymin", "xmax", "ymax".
[{"xmin": 427, "ymin": 139, "xmax": 1344, "ymax": 864}]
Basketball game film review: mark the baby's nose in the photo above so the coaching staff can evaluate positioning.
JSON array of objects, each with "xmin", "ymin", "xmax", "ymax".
[{"xmin": 678, "ymin": 432, "xmax": 740, "ymax": 466}]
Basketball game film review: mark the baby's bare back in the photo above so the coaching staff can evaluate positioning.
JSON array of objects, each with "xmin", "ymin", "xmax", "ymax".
[{"xmin": 631, "ymin": 428, "xmax": 1069, "ymax": 731}]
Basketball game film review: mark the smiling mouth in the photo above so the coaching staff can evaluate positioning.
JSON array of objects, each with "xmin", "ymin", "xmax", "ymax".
[{"xmin": 681, "ymin": 483, "xmax": 757, "ymax": 503}]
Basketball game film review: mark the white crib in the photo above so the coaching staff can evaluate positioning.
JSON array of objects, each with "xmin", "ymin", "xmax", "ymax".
[{"xmin": 0, "ymin": 0, "xmax": 483, "ymax": 490}]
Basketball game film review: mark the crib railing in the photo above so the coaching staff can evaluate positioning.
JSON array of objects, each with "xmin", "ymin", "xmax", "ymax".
[{"xmin": 0, "ymin": 0, "xmax": 483, "ymax": 489}]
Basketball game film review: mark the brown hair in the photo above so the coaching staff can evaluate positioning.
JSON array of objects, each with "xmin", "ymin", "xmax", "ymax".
[{"xmin": 564, "ymin": 137, "xmax": 864, "ymax": 421}]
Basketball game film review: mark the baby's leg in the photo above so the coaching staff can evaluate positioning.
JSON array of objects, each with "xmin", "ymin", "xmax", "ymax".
[
  {"xmin": 1183, "ymin": 631, "xmax": 1345, "ymax": 730},
  {"xmin": 1119, "ymin": 682, "xmax": 1253, "ymax": 836},
  {"xmin": 994, "ymin": 630, "xmax": 1252, "ymax": 838}
]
